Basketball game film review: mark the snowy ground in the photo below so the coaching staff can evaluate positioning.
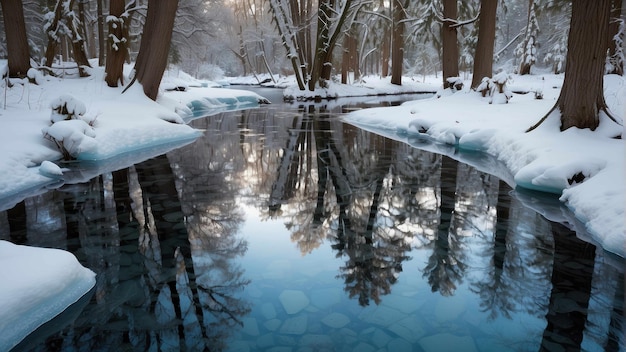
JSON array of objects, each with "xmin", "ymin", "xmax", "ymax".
[{"xmin": 343, "ymin": 73, "xmax": 625, "ymax": 258}]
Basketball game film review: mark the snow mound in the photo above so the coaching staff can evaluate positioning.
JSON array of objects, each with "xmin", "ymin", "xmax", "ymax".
[
  {"xmin": 0, "ymin": 241, "xmax": 96, "ymax": 350},
  {"xmin": 38, "ymin": 160, "xmax": 64, "ymax": 177}
]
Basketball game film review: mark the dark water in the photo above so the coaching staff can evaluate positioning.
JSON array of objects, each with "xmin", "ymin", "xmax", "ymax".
[{"xmin": 1, "ymin": 91, "xmax": 624, "ymax": 352}]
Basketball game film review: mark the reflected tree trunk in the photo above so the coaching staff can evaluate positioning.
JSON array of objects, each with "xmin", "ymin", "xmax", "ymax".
[
  {"xmin": 540, "ymin": 222, "xmax": 596, "ymax": 351},
  {"xmin": 493, "ymin": 180, "xmax": 510, "ymax": 281},
  {"xmin": 269, "ymin": 115, "xmax": 304, "ymax": 213},
  {"xmin": 424, "ymin": 155, "xmax": 460, "ymax": 296}
]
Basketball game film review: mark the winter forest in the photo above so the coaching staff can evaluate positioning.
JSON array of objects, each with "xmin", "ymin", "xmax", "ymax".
[
  {"xmin": 1, "ymin": 0, "xmax": 623, "ymax": 92},
  {"xmin": 1, "ymin": 0, "xmax": 625, "ymax": 351}
]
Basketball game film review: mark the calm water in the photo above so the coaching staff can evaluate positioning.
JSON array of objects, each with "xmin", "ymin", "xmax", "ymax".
[{"xmin": 2, "ymin": 91, "xmax": 624, "ymax": 352}]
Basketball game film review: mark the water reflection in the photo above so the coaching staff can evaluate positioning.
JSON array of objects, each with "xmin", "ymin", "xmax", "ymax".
[{"xmin": 1, "ymin": 102, "xmax": 624, "ymax": 351}]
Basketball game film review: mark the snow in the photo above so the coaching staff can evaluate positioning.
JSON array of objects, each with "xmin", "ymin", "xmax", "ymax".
[
  {"xmin": 0, "ymin": 56, "xmax": 624, "ymax": 349},
  {"xmin": 0, "ymin": 60, "xmax": 269, "ymax": 348},
  {"xmin": 0, "ymin": 62, "xmax": 268, "ymax": 207},
  {"xmin": 0, "ymin": 240, "xmax": 96, "ymax": 350},
  {"xmin": 344, "ymin": 73, "xmax": 625, "ymax": 258}
]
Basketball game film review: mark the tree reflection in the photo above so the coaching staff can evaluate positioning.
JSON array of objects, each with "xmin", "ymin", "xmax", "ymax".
[
  {"xmin": 312, "ymin": 117, "xmax": 412, "ymax": 306},
  {"xmin": 423, "ymin": 155, "xmax": 466, "ymax": 296},
  {"xmin": 540, "ymin": 223, "xmax": 596, "ymax": 351}
]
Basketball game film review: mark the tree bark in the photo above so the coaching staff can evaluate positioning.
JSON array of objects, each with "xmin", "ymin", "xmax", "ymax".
[
  {"xmin": 441, "ymin": 0, "xmax": 459, "ymax": 89},
  {"xmin": 390, "ymin": 0, "xmax": 407, "ymax": 85},
  {"xmin": 381, "ymin": 26, "xmax": 390, "ymax": 77},
  {"xmin": 470, "ymin": 0, "xmax": 498, "ymax": 90},
  {"xmin": 105, "ymin": 0, "xmax": 128, "ymax": 87},
  {"xmin": 97, "ymin": 0, "xmax": 105, "ymax": 66},
  {"xmin": 606, "ymin": 0, "xmax": 623, "ymax": 75},
  {"xmin": 0, "ymin": 0, "xmax": 31, "ymax": 78},
  {"xmin": 43, "ymin": 0, "xmax": 91, "ymax": 76},
  {"xmin": 134, "ymin": 0, "xmax": 179, "ymax": 101},
  {"xmin": 64, "ymin": 1, "xmax": 91, "ymax": 76},
  {"xmin": 554, "ymin": 0, "xmax": 611, "ymax": 131}
]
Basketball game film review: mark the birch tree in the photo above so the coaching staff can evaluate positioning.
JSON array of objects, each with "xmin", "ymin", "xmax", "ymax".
[{"xmin": 269, "ymin": 0, "xmax": 360, "ymax": 92}]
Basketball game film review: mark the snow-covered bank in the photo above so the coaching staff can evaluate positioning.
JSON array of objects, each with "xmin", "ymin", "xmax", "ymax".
[
  {"xmin": 0, "ymin": 62, "xmax": 268, "ymax": 208},
  {"xmin": 0, "ymin": 240, "xmax": 96, "ymax": 350},
  {"xmin": 344, "ymin": 73, "xmax": 625, "ymax": 258},
  {"xmin": 0, "ymin": 62, "xmax": 269, "ymax": 350},
  {"xmin": 226, "ymin": 74, "xmax": 440, "ymax": 99}
]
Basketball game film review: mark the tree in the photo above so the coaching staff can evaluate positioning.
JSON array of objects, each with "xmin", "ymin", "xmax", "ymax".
[
  {"xmin": 96, "ymin": 0, "xmax": 105, "ymax": 66},
  {"xmin": 516, "ymin": 0, "xmax": 539, "ymax": 75},
  {"xmin": 1, "ymin": 0, "xmax": 31, "ymax": 78},
  {"xmin": 441, "ymin": 0, "xmax": 460, "ymax": 89},
  {"xmin": 105, "ymin": 0, "xmax": 129, "ymax": 87},
  {"xmin": 391, "ymin": 0, "xmax": 409, "ymax": 85},
  {"xmin": 528, "ymin": 0, "xmax": 616, "ymax": 132},
  {"xmin": 43, "ymin": 0, "xmax": 91, "ymax": 76},
  {"xmin": 470, "ymin": 0, "xmax": 498, "ymax": 90},
  {"xmin": 133, "ymin": 0, "xmax": 179, "ymax": 101},
  {"xmin": 606, "ymin": 0, "xmax": 624, "ymax": 75},
  {"xmin": 269, "ymin": 0, "xmax": 358, "ymax": 92}
]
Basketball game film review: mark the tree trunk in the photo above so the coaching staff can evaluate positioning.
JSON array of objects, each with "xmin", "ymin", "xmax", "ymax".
[
  {"xmin": 554, "ymin": 0, "xmax": 611, "ymax": 131},
  {"xmin": 105, "ymin": 0, "xmax": 128, "ymax": 87},
  {"xmin": 606, "ymin": 0, "xmax": 623, "ymax": 75},
  {"xmin": 64, "ymin": 1, "xmax": 91, "ymax": 77},
  {"xmin": 341, "ymin": 28, "xmax": 358, "ymax": 84},
  {"xmin": 43, "ymin": 0, "xmax": 91, "ymax": 76},
  {"xmin": 470, "ymin": 0, "xmax": 498, "ymax": 90},
  {"xmin": 0, "ymin": 0, "xmax": 31, "ymax": 78},
  {"xmin": 390, "ymin": 0, "xmax": 407, "ymax": 85},
  {"xmin": 134, "ymin": 0, "xmax": 179, "ymax": 101},
  {"xmin": 97, "ymin": 0, "xmax": 105, "ymax": 66},
  {"xmin": 44, "ymin": 0, "xmax": 64, "ymax": 68},
  {"xmin": 441, "ymin": 0, "xmax": 459, "ymax": 89},
  {"xmin": 381, "ymin": 26, "xmax": 390, "ymax": 77}
]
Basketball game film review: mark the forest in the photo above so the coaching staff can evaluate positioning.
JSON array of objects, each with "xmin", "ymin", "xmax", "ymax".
[
  {"xmin": 0, "ymin": 1, "xmax": 622, "ymax": 85},
  {"xmin": 1, "ymin": 0, "xmax": 623, "ymax": 130}
]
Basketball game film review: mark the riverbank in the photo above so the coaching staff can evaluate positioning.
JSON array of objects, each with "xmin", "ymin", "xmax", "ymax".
[
  {"xmin": 343, "ymin": 73, "xmax": 625, "ymax": 258},
  {"xmin": 0, "ymin": 63, "xmax": 268, "ymax": 210}
]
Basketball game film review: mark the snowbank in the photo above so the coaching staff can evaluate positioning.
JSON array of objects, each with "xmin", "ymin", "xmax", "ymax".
[
  {"xmin": 0, "ymin": 241, "xmax": 96, "ymax": 350},
  {"xmin": 0, "ymin": 63, "xmax": 268, "ymax": 209},
  {"xmin": 283, "ymin": 75, "xmax": 439, "ymax": 101},
  {"xmin": 344, "ymin": 74, "xmax": 625, "ymax": 258}
]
